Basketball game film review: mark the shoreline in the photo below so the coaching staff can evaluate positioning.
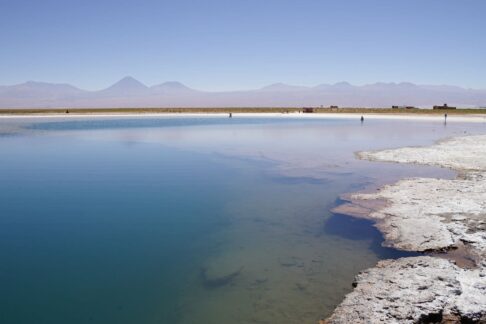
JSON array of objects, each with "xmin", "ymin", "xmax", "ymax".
[
  {"xmin": 325, "ymin": 135, "xmax": 486, "ymax": 323},
  {"xmin": 1, "ymin": 111, "xmax": 486, "ymax": 123}
]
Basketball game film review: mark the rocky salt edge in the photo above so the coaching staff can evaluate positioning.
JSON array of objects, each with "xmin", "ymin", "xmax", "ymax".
[{"xmin": 325, "ymin": 135, "xmax": 486, "ymax": 323}]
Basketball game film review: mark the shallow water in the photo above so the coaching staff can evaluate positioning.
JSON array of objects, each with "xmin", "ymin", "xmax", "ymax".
[{"xmin": 0, "ymin": 116, "xmax": 485, "ymax": 323}]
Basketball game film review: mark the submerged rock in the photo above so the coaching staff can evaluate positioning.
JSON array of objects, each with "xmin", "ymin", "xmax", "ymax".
[
  {"xmin": 201, "ymin": 264, "xmax": 244, "ymax": 288},
  {"xmin": 278, "ymin": 256, "xmax": 304, "ymax": 268}
]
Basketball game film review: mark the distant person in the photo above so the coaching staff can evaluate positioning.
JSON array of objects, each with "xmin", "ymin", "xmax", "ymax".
[
  {"xmin": 445, "ymin": 113, "xmax": 448, "ymax": 122},
  {"xmin": 229, "ymin": 113, "xmax": 232, "ymax": 118},
  {"xmin": 360, "ymin": 115, "xmax": 364, "ymax": 123}
]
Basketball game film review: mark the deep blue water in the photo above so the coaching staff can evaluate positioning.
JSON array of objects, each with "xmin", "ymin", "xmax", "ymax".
[
  {"xmin": 1, "ymin": 116, "xmax": 485, "ymax": 323},
  {"xmin": 0, "ymin": 137, "xmax": 237, "ymax": 323}
]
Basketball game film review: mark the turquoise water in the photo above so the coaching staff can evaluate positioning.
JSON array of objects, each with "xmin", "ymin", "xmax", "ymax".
[{"xmin": 0, "ymin": 116, "xmax": 485, "ymax": 323}]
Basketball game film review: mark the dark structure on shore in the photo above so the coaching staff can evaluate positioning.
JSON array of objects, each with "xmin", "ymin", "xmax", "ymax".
[
  {"xmin": 392, "ymin": 105, "xmax": 416, "ymax": 109},
  {"xmin": 433, "ymin": 103, "xmax": 456, "ymax": 110},
  {"xmin": 303, "ymin": 106, "xmax": 338, "ymax": 113}
]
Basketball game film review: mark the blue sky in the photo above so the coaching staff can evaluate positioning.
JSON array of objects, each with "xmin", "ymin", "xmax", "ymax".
[{"xmin": 1, "ymin": 0, "xmax": 485, "ymax": 90}]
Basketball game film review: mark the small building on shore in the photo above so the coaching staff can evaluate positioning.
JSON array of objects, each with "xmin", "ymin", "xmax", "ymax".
[
  {"xmin": 433, "ymin": 103, "xmax": 456, "ymax": 110},
  {"xmin": 392, "ymin": 105, "xmax": 416, "ymax": 109},
  {"xmin": 302, "ymin": 107, "xmax": 315, "ymax": 113}
]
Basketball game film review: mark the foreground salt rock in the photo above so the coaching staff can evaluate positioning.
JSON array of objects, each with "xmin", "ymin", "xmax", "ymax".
[
  {"xmin": 325, "ymin": 257, "xmax": 486, "ymax": 323},
  {"xmin": 326, "ymin": 135, "xmax": 486, "ymax": 323},
  {"xmin": 352, "ymin": 173, "xmax": 486, "ymax": 263}
]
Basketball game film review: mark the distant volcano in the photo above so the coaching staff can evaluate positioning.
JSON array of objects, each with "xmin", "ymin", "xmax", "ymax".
[{"xmin": 96, "ymin": 76, "xmax": 149, "ymax": 96}]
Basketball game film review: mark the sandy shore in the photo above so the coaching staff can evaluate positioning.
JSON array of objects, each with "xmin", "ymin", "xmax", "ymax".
[
  {"xmin": 1, "ymin": 111, "xmax": 486, "ymax": 123},
  {"xmin": 326, "ymin": 135, "xmax": 486, "ymax": 323}
]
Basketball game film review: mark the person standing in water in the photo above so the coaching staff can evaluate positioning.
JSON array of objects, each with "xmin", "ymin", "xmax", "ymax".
[
  {"xmin": 360, "ymin": 115, "xmax": 364, "ymax": 123},
  {"xmin": 444, "ymin": 113, "xmax": 448, "ymax": 123}
]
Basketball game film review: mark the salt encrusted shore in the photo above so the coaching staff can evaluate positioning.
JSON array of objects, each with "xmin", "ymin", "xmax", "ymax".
[
  {"xmin": 326, "ymin": 135, "xmax": 486, "ymax": 323},
  {"xmin": 1, "ymin": 112, "xmax": 486, "ymax": 123}
]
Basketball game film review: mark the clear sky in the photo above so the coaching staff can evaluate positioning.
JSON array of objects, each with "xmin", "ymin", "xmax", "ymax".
[{"xmin": 1, "ymin": 0, "xmax": 485, "ymax": 91}]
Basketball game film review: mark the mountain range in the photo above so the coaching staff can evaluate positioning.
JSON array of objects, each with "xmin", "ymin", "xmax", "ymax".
[{"xmin": 1, "ymin": 76, "xmax": 486, "ymax": 108}]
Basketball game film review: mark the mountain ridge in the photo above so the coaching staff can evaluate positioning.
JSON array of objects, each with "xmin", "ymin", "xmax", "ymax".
[{"xmin": 1, "ymin": 76, "xmax": 485, "ymax": 108}]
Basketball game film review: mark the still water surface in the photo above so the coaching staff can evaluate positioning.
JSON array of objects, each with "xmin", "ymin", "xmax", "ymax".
[{"xmin": 0, "ymin": 116, "xmax": 485, "ymax": 323}]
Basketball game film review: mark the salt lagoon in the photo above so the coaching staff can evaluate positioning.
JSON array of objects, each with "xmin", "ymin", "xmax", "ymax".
[{"xmin": 1, "ymin": 115, "xmax": 485, "ymax": 323}]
